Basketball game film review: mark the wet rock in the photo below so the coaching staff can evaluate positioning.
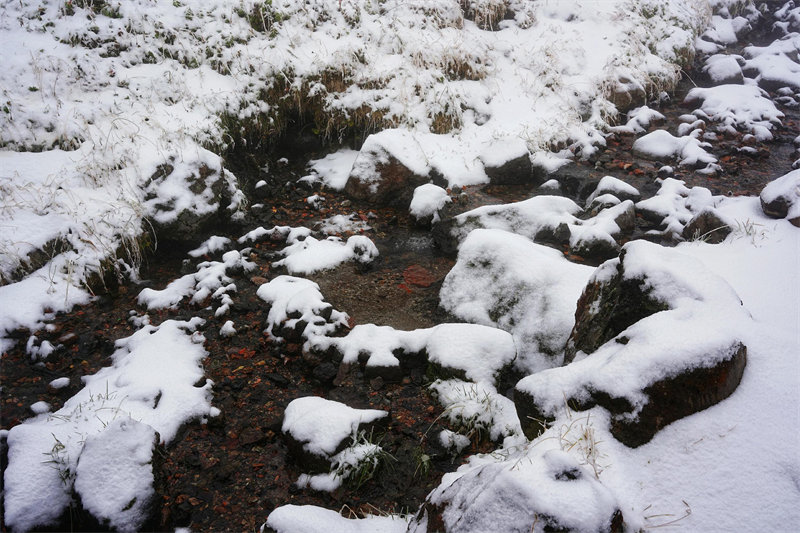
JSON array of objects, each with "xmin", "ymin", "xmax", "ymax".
[
  {"xmin": 760, "ymin": 169, "xmax": 800, "ymax": 226},
  {"xmin": 239, "ymin": 427, "xmax": 266, "ymax": 446},
  {"xmin": 682, "ymin": 206, "xmax": 733, "ymax": 243},
  {"xmin": 312, "ymin": 362, "xmax": 338, "ymax": 384}
]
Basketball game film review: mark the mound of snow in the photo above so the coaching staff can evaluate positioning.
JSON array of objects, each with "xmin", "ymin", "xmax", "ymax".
[
  {"xmin": 631, "ymin": 129, "xmax": 717, "ymax": 167},
  {"xmin": 267, "ymin": 505, "xmax": 409, "ymax": 533},
  {"xmin": 684, "ymin": 84, "xmax": 784, "ymax": 140},
  {"xmin": 440, "ymin": 229, "xmax": 593, "ymax": 372},
  {"xmin": 3, "ymin": 318, "xmax": 216, "ymax": 532},
  {"xmin": 409, "ymin": 184, "xmax": 452, "ymax": 223}
]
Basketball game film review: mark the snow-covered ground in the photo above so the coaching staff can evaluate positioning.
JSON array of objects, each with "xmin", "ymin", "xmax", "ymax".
[{"xmin": 2, "ymin": 0, "xmax": 800, "ymax": 532}]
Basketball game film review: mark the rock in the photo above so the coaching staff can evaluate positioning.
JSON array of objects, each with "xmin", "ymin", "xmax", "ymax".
[
  {"xmin": 143, "ymin": 157, "xmax": 241, "ymax": 241},
  {"xmin": 408, "ymin": 449, "xmax": 624, "ymax": 533},
  {"xmin": 344, "ymin": 131, "xmax": 430, "ymax": 206},
  {"xmin": 682, "ymin": 206, "xmax": 733, "ymax": 243},
  {"xmin": 239, "ymin": 427, "xmax": 266, "ymax": 446},
  {"xmin": 483, "ymin": 152, "xmax": 547, "ymax": 186},
  {"xmin": 517, "ymin": 240, "xmax": 750, "ymax": 447},
  {"xmin": 281, "ymin": 397, "xmax": 389, "ymax": 473},
  {"xmin": 73, "ymin": 418, "xmax": 161, "ymax": 533},
  {"xmin": 606, "ymin": 75, "xmax": 646, "ymax": 112},
  {"xmin": 440, "ymin": 228, "xmax": 593, "ymax": 372},
  {"xmin": 760, "ymin": 169, "xmax": 800, "ymax": 226},
  {"xmin": 312, "ymin": 362, "xmax": 338, "ymax": 384}
]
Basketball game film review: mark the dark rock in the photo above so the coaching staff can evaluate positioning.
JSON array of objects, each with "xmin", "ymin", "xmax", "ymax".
[
  {"xmin": 312, "ymin": 362, "xmax": 338, "ymax": 384},
  {"xmin": 344, "ymin": 154, "xmax": 429, "ymax": 206},
  {"xmin": 239, "ymin": 427, "xmax": 266, "ymax": 446},
  {"xmin": 760, "ymin": 171, "xmax": 800, "ymax": 226},
  {"xmin": 682, "ymin": 207, "xmax": 733, "ymax": 243},
  {"xmin": 564, "ymin": 248, "xmax": 670, "ymax": 364},
  {"xmin": 483, "ymin": 152, "xmax": 547, "ymax": 186},
  {"xmin": 266, "ymin": 373, "xmax": 289, "ymax": 387}
]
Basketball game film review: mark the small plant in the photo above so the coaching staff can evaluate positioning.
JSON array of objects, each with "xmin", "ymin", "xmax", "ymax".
[{"xmin": 331, "ymin": 428, "xmax": 395, "ymax": 489}]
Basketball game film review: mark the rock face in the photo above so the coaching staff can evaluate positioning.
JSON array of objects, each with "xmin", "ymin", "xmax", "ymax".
[
  {"xmin": 407, "ymin": 449, "xmax": 624, "ymax": 533},
  {"xmin": 516, "ymin": 241, "xmax": 750, "ymax": 447},
  {"xmin": 760, "ymin": 169, "xmax": 800, "ymax": 226},
  {"xmin": 483, "ymin": 152, "xmax": 547, "ymax": 186}
]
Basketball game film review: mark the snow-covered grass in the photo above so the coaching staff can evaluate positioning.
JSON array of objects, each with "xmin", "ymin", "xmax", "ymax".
[{"xmin": 0, "ymin": 0, "xmax": 711, "ymax": 345}]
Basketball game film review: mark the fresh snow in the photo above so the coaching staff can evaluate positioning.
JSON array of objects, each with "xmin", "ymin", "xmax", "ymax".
[{"xmin": 282, "ymin": 396, "xmax": 387, "ymax": 458}]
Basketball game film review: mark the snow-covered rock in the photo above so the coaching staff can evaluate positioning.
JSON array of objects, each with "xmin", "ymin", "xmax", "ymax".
[
  {"xmin": 410, "ymin": 184, "xmax": 452, "ymax": 225},
  {"xmin": 684, "ymin": 84, "xmax": 784, "ymax": 141},
  {"xmin": 517, "ymin": 240, "xmax": 750, "ymax": 447},
  {"xmin": 760, "ymin": 168, "xmax": 800, "ymax": 226},
  {"xmin": 256, "ymin": 275, "xmax": 349, "ymax": 346},
  {"xmin": 267, "ymin": 504, "xmax": 409, "ymax": 533},
  {"xmin": 702, "ymin": 54, "xmax": 744, "ymax": 85},
  {"xmin": 631, "ymin": 129, "xmax": 717, "ymax": 167},
  {"xmin": 3, "ymin": 318, "xmax": 216, "ymax": 532},
  {"xmin": 409, "ymin": 449, "xmax": 622, "ymax": 533},
  {"xmin": 440, "ymin": 229, "xmax": 593, "ymax": 373},
  {"xmin": 73, "ymin": 418, "xmax": 159, "ymax": 533},
  {"xmin": 281, "ymin": 396, "xmax": 388, "ymax": 471}
]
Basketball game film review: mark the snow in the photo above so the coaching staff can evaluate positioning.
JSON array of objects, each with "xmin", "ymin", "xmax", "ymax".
[
  {"xmin": 266, "ymin": 505, "xmax": 409, "ymax": 533},
  {"xmin": 188, "ymin": 236, "xmax": 232, "ymax": 258},
  {"xmin": 30, "ymin": 401, "xmax": 50, "ymax": 415},
  {"xmin": 440, "ymin": 229, "xmax": 593, "ymax": 372},
  {"xmin": 426, "ymin": 324, "xmax": 516, "ymax": 385},
  {"xmin": 631, "ymin": 129, "xmax": 717, "ymax": 167},
  {"xmin": 684, "ymin": 84, "xmax": 784, "ymax": 140},
  {"xmin": 137, "ymin": 250, "xmax": 254, "ymax": 310},
  {"xmin": 608, "ymin": 106, "xmax": 665, "ymax": 135},
  {"xmin": 585, "ymin": 176, "xmax": 641, "ymax": 206},
  {"xmin": 3, "ymin": 318, "xmax": 217, "ymax": 532},
  {"xmin": 307, "ymin": 149, "xmax": 361, "ymax": 190},
  {"xmin": 256, "ymin": 275, "xmax": 349, "ymax": 346},
  {"xmin": 761, "ymin": 168, "xmax": 800, "ymax": 220},
  {"xmin": 703, "ymin": 53, "xmax": 744, "ymax": 83},
  {"xmin": 282, "ymin": 396, "xmax": 387, "ymax": 458},
  {"xmin": 273, "ymin": 234, "xmax": 379, "ymax": 274},
  {"xmin": 73, "ymin": 418, "xmax": 157, "ymax": 533},
  {"xmin": 409, "ymin": 184, "xmax": 451, "ymax": 223},
  {"xmin": 48, "ymin": 377, "xmax": 70, "ymax": 389}
]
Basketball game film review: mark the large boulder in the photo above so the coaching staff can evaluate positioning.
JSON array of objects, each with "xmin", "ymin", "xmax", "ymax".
[
  {"xmin": 479, "ymin": 138, "xmax": 547, "ymax": 186},
  {"xmin": 516, "ymin": 241, "xmax": 750, "ymax": 447},
  {"xmin": 408, "ymin": 449, "xmax": 623, "ymax": 533},
  {"xmin": 760, "ymin": 169, "xmax": 800, "ymax": 226}
]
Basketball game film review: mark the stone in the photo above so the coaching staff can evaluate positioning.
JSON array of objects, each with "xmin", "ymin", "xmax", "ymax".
[
  {"xmin": 407, "ymin": 449, "xmax": 624, "ymax": 533},
  {"xmin": 143, "ymin": 159, "xmax": 241, "ymax": 241},
  {"xmin": 483, "ymin": 152, "xmax": 547, "ymax": 186},
  {"xmin": 344, "ymin": 132, "xmax": 431, "ymax": 206},
  {"xmin": 682, "ymin": 207, "xmax": 733, "ymax": 243},
  {"xmin": 760, "ymin": 169, "xmax": 800, "ymax": 226},
  {"xmin": 517, "ymin": 241, "xmax": 750, "ymax": 447}
]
